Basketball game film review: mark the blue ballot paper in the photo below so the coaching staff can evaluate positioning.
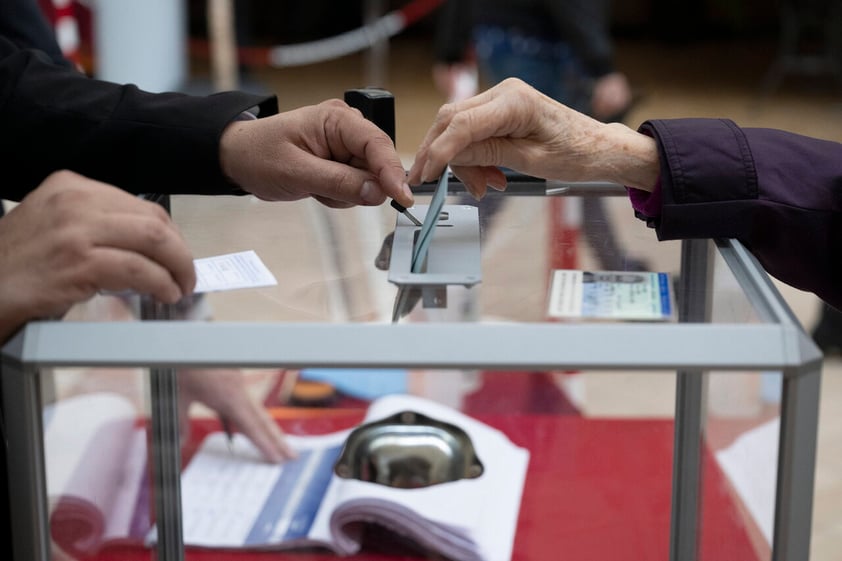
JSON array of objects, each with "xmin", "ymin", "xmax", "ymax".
[
  {"xmin": 411, "ymin": 171, "xmax": 449, "ymax": 273},
  {"xmin": 298, "ymin": 368, "xmax": 408, "ymax": 400}
]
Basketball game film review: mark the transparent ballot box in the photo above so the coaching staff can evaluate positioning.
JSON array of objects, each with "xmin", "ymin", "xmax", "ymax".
[{"xmin": 1, "ymin": 187, "xmax": 821, "ymax": 561}]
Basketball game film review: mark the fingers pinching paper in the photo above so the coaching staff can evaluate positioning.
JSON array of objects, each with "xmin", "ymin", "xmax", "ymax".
[{"xmin": 411, "ymin": 171, "xmax": 449, "ymax": 273}]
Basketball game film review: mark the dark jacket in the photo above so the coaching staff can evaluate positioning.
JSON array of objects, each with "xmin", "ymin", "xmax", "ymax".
[
  {"xmin": 0, "ymin": 33, "xmax": 278, "ymax": 559},
  {"xmin": 0, "ymin": 36, "xmax": 278, "ymax": 200},
  {"xmin": 638, "ymin": 118, "xmax": 842, "ymax": 309},
  {"xmin": 434, "ymin": 0, "xmax": 615, "ymax": 78}
]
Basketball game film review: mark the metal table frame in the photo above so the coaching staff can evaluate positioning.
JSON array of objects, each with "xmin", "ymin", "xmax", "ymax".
[{"xmin": 1, "ymin": 237, "xmax": 822, "ymax": 561}]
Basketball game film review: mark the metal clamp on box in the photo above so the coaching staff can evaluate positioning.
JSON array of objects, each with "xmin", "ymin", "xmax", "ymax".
[
  {"xmin": 343, "ymin": 88, "xmax": 482, "ymax": 321},
  {"xmin": 387, "ymin": 173, "xmax": 481, "ymax": 320}
]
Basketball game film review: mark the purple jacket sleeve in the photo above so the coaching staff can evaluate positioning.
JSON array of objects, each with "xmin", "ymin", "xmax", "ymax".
[
  {"xmin": 635, "ymin": 118, "xmax": 842, "ymax": 310},
  {"xmin": 0, "ymin": 36, "xmax": 279, "ymax": 199}
]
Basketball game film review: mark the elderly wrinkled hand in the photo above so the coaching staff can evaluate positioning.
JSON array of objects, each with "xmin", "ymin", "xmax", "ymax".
[{"xmin": 408, "ymin": 78, "xmax": 659, "ymax": 200}]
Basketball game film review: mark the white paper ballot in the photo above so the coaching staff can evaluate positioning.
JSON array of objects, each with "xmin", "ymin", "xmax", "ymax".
[
  {"xmin": 715, "ymin": 417, "xmax": 779, "ymax": 545},
  {"xmin": 193, "ymin": 250, "xmax": 278, "ymax": 293}
]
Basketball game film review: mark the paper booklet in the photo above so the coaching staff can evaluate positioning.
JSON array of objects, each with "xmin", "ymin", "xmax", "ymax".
[
  {"xmin": 44, "ymin": 393, "xmax": 152, "ymax": 559},
  {"xmin": 175, "ymin": 394, "xmax": 530, "ymax": 561},
  {"xmin": 44, "ymin": 393, "xmax": 529, "ymax": 561}
]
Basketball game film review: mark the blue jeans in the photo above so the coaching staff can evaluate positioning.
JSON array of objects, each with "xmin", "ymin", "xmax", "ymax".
[
  {"xmin": 472, "ymin": 24, "xmax": 592, "ymax": 113},
  {"xmin": 469, "ymin": 26, "xmax": 643, "ymax": 272}
]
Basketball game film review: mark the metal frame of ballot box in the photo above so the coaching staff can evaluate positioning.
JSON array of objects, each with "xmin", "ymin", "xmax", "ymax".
[{"xmin": 1, "ymin": 222, "xmax": 822, "ymax": 561}]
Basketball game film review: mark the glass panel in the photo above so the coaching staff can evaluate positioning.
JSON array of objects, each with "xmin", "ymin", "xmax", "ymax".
[
  {"xmin": 43, "ymin": 366, "xmax": 155, "ymax": 561},
  {"xmin": 36, "ymin": 360, "xmax": 786, "ymax": 561},
  {"xmin": 709, "ymin": 246, "xmax": 765, "ymax": 325},
  {"xmin": 162, "ymin": 191, "xmax": 686, "ymax": 560},
  {"xmin": 168, "ymin": 193, "xmax": 766, "ymax": 326},
  {"xmin": 21, "ymin": 191, "xmax": 804, "ymax": 561},
  {"xmin": 171, "ymin": 195, "xmax": 398, "ymax": 323},
  {"xmin": 171, "ymin": 366, "xmax": 678, "ymax": 561},
  {"xmin": 699, "ymin": 371, "xmax": 781, "ymax": 561},
  {"xmin": 697, "ymin": 251, "xmax": 782, "ymax": 561}
]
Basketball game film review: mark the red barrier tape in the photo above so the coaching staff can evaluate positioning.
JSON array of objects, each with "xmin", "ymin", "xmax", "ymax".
[{"xmin": 190, "ymin": 0, "xmax": 445, "ymax": 68}]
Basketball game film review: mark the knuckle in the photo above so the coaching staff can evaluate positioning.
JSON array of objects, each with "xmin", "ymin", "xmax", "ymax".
[
  {"xmin": 62, "ymin": 254, "xmax": 104, "ymax": 297},
  {"xmin": 43, "ymin": 169, "xmax": 81, "ymax": 189},
  {"xmin": 49, "ymin": 201, "xmax": 86, "ymax": 231},
  {"xmin": 44, "ymin": 180, "xmax": 88, "ymax": 208},
  {"xmin": 40, "ymin": 172, "xmax": 90, "ymax": 207},
  {"xmin": 57, "ymin": 233, "xmax": 94, "ymax": 268},
  {"xmin": 335, "ymin": 169, "xmax": 356, "ymax": 194},
  {"xmin": 322, "ymin": 98, "xmax": 348, "ymax": 110},
  {"xmin": 486, "ymin": 141, "xmax": 501, "ymax": 166},
  {"xmin": 120, "ymin": 256, "xmax": 146, "ymax": 281},
  {"xmin": 141, "ymin": 199, "xmax": 172, "ymax": 222},
  {"xmin": 425, "ymin": 141, "xmax": 445, "ymax": 165},
  {"xmin": 137, "ymin": 216, "xmax": 171, "ymax": 247},
  {"xmin": 436, "ymin": 102, "xmax": 458, "ymax": 123},
  {"xmin": 449, "ymin": 108, "xmax": 472, "ymax": 129},
  {"xmin": 320, "ymin": 99, "xmax": 351, "ymax": 124},
  {"xmin": 366, "ymin": 130, "xmax": 393, "ymax": 151},
  {"xmin": 74, "ymin": 270, "xmax": 101, "ymax": 297}
]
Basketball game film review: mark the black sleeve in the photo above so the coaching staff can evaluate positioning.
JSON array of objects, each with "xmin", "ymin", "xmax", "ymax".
[
  {"xmin": 0, "ymin": 36, "xmax": 279, "ymax": 200},
  {"xmin": 641, "ymin": 118, "xmax": 842, "ymax": 311}
]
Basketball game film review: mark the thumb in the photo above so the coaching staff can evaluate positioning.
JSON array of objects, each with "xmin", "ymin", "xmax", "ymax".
[{"xmin": 302, "ymin": 154, "xmax": 389, "ymax": 207}]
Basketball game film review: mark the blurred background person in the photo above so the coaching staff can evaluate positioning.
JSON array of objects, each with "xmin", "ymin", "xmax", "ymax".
[
  {"xmin": 0, "ymin": 0, "xmax": 73, "ymax": 70},
  {"xmin": 432, "ymin": 0, "xmax": 645, "ymax": 272},
  {"xmin": 434, "ymin": 0, "xmax": 632, "ymax": 118}
]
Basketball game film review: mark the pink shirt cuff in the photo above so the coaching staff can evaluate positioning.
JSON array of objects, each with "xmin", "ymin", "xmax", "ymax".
[{"xmin": 627, "ymin": 177, "xmax": 662, "ymax": 218}]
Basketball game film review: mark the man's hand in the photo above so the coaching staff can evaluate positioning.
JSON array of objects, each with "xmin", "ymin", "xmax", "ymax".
[
  {"xmin": 219, "ymin": 100, "xmax": 414, "ymax": 209},
  {"xmin": 0, "ymin": 170, "xmax": 195, "ymax": 342},
  {"xmin": 408, "ymin": 78, "xmax": 659, "ymax": 200}
]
